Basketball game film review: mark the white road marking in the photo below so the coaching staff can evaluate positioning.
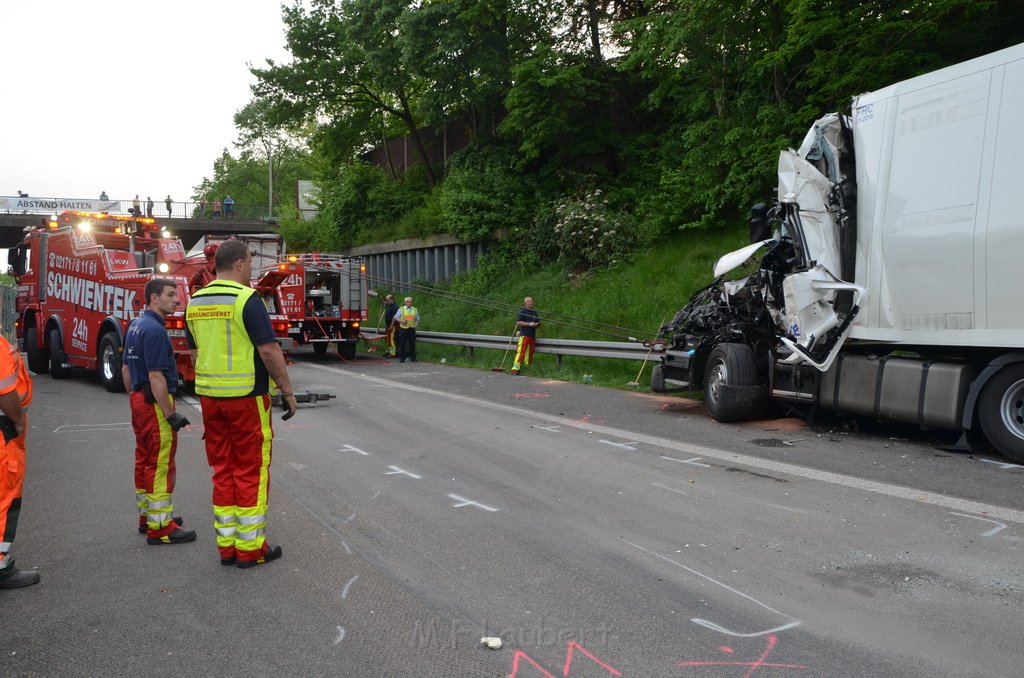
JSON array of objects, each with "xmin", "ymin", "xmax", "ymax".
[
  {"xmin": 385, "ymin": 465, "xmax": 421, "ymax": 479},
  {"xmin": 341, "ymin": 575, "xmax": 359, "ymax": 599},
  {"xmin": 448, "ymin": 494, "xmax": 499, "ymax": 512},
  {"xmin": 370, "ymin": 491, "xmax": 381, "ymax": 500},
  {"xmin": 304, "ymin": 364, "xmax": 1024, "ymax": 526},
  {"xmin": 979, "ymin": 459, "xmax": 1024, "ymax": 470},
  {"xmin": 651, "ymin": 482, "xmax": 688, "ymax": 496},
  {"xmin": 532, "ymin": 425, "xmax": 562, "ymax": 432},
  {"xmin": 949, "ymin": 511, "xmax": 1008, "ymax": 537},
  {"xmin": 599, "ymin": 439, "xmax": 638, "ymax": 451},
  {"xmin": 622, "ymin": 539, "xmax": 801, "ymax": 638},
  {"xmin": 339, "ymin": 444, "xmax": 369, "ymax": 456},
  {"xmin": 54, "ymin": 423, "xmax": 132, "ymax": 432},
  {"xmin": 288, "ymin": 462, "xmax": 307, "ymax": 470},
  {"xmin": 333, "ymin": 626, "xmax": 346, "ymax": 645},
  {"xmin": 661, "ymin": 455, "xmax": 711, "ymax": 468}
]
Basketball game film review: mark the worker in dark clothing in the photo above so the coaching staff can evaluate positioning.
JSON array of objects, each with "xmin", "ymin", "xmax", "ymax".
[
  {"xmin": 122, "ymin": 278, "xmax": 196, "ymax": 545},
  {"xmin": 511, "ymin": 296, "xmax": 540, "ymax": 375},
  {"xmin": 382, "ymin": 294, "xmax": 398, "ymax": 357}
]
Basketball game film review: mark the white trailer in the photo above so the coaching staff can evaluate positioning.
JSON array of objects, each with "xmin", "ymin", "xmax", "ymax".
[{"xmin": 653, "ymin": 43, "xmax": 1024, "ymax": 462}]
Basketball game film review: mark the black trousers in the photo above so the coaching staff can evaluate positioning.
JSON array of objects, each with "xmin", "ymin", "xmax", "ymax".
[{"xmin": 397, "ymin": 327, "xmax": 416, "ymax": 361}]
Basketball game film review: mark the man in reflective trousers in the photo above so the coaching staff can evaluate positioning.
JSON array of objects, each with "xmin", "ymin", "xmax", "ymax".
[
  {"xmin": 0, "ymin": 334, "xmax": 38, "ymax": 588},
  {"xmin": 186, "ymin": 239, "xmax": 298, "ymax": 568},
  {"xmin": 122, "ymin": 278, "xmax": 196, "ymax": 545}
]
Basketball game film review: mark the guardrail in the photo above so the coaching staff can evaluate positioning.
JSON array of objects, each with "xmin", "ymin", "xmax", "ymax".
[
  {"xmin": 369, "ymin": 328, "xmax": 665, "ymax": 365},
  {"xmin": 0, "ymin": 195, "xmax": 272, "ymax": 221}
]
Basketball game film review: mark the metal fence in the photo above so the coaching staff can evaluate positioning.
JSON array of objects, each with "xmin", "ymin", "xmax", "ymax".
[{"xmin": 1, "ymin": 195, "xmax": 272, "ymax": 222}]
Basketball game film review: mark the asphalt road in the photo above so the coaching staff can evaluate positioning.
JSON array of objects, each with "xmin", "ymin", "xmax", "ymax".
[{"xmin": 2, "ymin": 348, "xmax": 1022, "ymax": 677}]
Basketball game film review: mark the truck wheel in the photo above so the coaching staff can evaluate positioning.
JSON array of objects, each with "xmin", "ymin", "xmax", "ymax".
[
  {"xmin": 336, "ymin": 342, "xmax": 357, "ymax": 360},
  {"xmin": 703, "ymin": 343, "xmax": 765, "ymax": 422},
  {"xmin": 99, "ymin": 332, "xmax": 125, "ymax": 393},
  {"xmin": 25, "ymin": 327, "xmax": 49, "ymax": 374},
  {"xmin": 49, "ymin": 328, "xmax": 70, "ymax": 379},
  {"xmin": 313, "ymin": 342, "xmax": 328, "ymax": 355},
  {"xmin": 651, "ymin": 364, "xmax": 666, "ymax": 393},
  {"xmin": 978, "ymin": 363, "xmax": 1024, "ymax": 463}
]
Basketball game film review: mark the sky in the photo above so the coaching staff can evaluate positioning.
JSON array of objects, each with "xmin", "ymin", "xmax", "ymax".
[{"xmin": 0, "ymin": 0, "xmax": 293, "ymax": 206}]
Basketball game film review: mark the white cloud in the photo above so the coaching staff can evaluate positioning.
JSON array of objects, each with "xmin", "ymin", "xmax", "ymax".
[{"xmin": 0, "ymin": 0, "xmax": 291, "ymax": 205}]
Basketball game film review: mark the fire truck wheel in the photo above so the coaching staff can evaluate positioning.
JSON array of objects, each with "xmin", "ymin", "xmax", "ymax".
[
  {"xmin": 336, "ymin": 342, "xmax": 357, "ymax": 360},
  {"xmin": 313, "ymin": 342, "xmax": 328, "ymax": 355},
  {"xmin": 99, "ymin": 332, "xmax": 126, "ymax": 393},
  {"xmin": 49, "ymin": 328, "xmax": 70, "ymax": 379},
  {"xmin": 25, "ymin": 327, "xmax": 49, "ymax": 374}
]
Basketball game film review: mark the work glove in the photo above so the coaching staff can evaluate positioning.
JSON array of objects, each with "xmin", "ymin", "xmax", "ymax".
[
  {"xmin": 281, "ymin": 393, "xmax": 298, "ymax": 421},
  {"xmin": 166, "ymin": 411, "xmax": 191, "ymax": 432}
]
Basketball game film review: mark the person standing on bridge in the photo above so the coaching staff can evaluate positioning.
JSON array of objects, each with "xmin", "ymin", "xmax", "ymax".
[
  {"xmin": 212, "ymin": 199, "xmax": 222, "ymax": 219},
  {"xmin": 122, "ymin": 279, "xmax": 197, "ymax": 545},
  {"xmin": 511, "ymin": 296, "xmax": 540, "ymax": 375},
  {"xmin": 393, "ymin": 296, "xmax": 420, "ymax": 363},
  {"xmin": 186, "ymin": 239, "xmax": 297, "ymax": 569},
  {"xmin": 0, "ymin": 333, "xmax": 39, "ymax": 589},
  {"xmin": 223, "ymin": 194, "xmax": 235, "ymax": 220},
  {"xmin": 165, "ymin": 195, "xmax": 173, "ymax": 219},
  {"xmin": 132, "ymin": 195, "xmax": 141, "ymax": 217},
  {"xmin": 146, "ymin": 196, "xmax": 155, "ymax": 218},
  {"xmin": 99, "ymin": 190, "xmax": 108, "ymax": 200}
]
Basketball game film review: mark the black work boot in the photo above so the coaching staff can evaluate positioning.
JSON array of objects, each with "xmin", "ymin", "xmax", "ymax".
[
  {"xmin": 147, "ymin": 528, "xmax": 197, "ymax": 545},
  {"xmin": 237, "ymin": 544, "xmax": 283, "ymax": 569},
  {"xmin": 0, "ymin": 561, "xmax": 40, "ymax": 589}
]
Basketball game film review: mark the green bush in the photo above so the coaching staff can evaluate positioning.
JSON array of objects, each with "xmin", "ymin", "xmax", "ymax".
[{"xmin": 552, "ymin": 189, "xmax": 637, "ymax": 270}]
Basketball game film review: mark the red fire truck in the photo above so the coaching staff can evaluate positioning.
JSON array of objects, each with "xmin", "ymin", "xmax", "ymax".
[
  {"xmin": 8, "ymin": 211, "xmax": 290, "ymax": 391},
  {"xmin": 258, "ymin": 253, "xmax": 369, "ymax": 359},
  {"xmin": 193, "ymin": 234, "xmax": 370, "ymax": 359}
]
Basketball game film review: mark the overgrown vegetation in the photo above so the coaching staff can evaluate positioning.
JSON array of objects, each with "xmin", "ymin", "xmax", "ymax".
[
  {"xmin": 193, "ymin": 0, "xmax": 1022, "ymax": 265},
  {"xmin": 188, "ymin": 1, "xmax": 1024, "ymax": 389}
]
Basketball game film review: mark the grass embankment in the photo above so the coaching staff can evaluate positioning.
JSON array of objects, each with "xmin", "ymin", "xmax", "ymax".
[{"xmin": 368, "ymin": 224, "xmax": 749, "ymax": 390}]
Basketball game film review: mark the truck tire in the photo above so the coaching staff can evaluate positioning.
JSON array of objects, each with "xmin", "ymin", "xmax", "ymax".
[
  {"xmin": 313, "ymin": 342, "xmax": 328, "ymax": 355},
  {"xmin": 25, "ymin": 327, "xmax": 49, "ymax": 374},
  {"xmin": 978, "ymin": 363, "xmax": 1024, "ymax": 463},
  {"xmin": 703, "ymin": 343, "xmax": 766, "ymax": 422},
  {"xmin": 99, "ymin": 332, "xmax": 125, "ymax": 393},
  {"xmin": 651, "ymin": 364, "xmax": 666, "ymax": 393},
  {"xmin": 49, "ymin": 328, "xmax": 70, "ymax": 379},
  {"xmin": 336, "ymin": 342, "xmax": 357, "ymax": 360}
]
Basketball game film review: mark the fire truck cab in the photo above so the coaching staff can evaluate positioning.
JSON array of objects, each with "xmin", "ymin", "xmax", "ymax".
[{"xmin": 10, "ymin": 211, "xmax": 198, "ymax": 391}]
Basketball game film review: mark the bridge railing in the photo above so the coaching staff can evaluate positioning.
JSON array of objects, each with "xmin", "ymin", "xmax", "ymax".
[{"xmin": 0, "ymin": 195, "xmax": 273, "ymax": 222}]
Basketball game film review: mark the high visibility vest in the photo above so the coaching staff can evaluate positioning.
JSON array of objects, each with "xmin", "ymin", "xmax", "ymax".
[
  {"xmin": 0, "ymin": 335, "xmax": 32, "ymax": 408},
  {"xmin": 396, "ymin": 305, "xmax": 419, "ymax": 329},
  {"xmin": 186, "ymin": 280, "xmax": 258, "ymax": 397}
]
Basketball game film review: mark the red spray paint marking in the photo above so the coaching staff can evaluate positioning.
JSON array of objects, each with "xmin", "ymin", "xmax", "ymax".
[
  {"xmin": 572, "ymin": 415, "xmax": 606, "ymax": 424},
  {"xmin": 514, "ymin": 393, "xmax": 551, "ymax": 399},
  {"xmin": 676, "ymin": 634, "xmax": 807, "ymax": 677},
  {"xmin": 507, "ymin": 641, "xmax": 622, "ymax": 677}
]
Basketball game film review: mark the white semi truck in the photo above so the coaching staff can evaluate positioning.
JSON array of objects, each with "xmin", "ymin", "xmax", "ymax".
[{"xmin": 652, "ymin": 42, "xmax": 1024, "ymax": 463}]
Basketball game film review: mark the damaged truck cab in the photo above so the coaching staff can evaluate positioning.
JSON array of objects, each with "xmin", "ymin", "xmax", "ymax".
[{"xmin": 654, "ymin": 43, "xmax": 1024, "ymax": 463}]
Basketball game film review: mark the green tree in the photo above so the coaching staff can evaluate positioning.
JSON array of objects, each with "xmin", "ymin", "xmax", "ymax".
[{"xmin": 252, "ymin": 0, "xmax": 439, "ymax": 185}]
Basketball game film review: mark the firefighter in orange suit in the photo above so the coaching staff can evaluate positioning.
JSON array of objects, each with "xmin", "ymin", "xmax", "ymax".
[
  {"xmin": 122, "ymin": 278, "xmax": 196, "ymax": 545},
  {"xmin": 186, "ymin": 239, "xmax": 298, "ymax": 568},
  {"xmin": 0, "ymin": 333, "xmax": 38, "ymax": 589}
]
